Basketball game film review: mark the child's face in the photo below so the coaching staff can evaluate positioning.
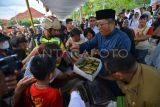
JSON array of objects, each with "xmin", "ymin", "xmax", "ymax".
[
  {"xmin": 86, "ymin": 32, "xmax": 93, "ymax": 40},
  {"xmin": 139, "ymin": 18, "xmax": 147, "ymax": 26},
  {"xmin": 72, "ymin": 35, "xmax": 80, "ymax": 42}
]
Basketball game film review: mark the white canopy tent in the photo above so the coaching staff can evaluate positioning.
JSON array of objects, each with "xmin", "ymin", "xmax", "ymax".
[{"xmin": 40, "ymin": 0, "xmax": 87, "ymax": 20}]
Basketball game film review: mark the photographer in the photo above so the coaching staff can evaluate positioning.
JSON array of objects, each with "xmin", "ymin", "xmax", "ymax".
[
  {"xmin": 0, "ymin": 33, "xmax": 13, "ymax": 58},
  {"xmin": 0, "ymin": 33, "xmax": 18, "ymax": 107}
]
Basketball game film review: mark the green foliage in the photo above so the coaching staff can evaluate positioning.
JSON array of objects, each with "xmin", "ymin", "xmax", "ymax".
[
  {"xmin": 8, "ymin": 20, "xmax": 18, "ymax": 26},
  {"xmin": 21, "ymin": 19, "xmax": 31, "ymax": 26},
  {"xmin": 8, "ymin": 19, "xmax": 40, "ymax": 26},
  {"xmin": 69, "ymin": 0, "xmax": 150, "ymax": 20},
  {"xmin": 33, "ymin": 19, "xmax": 40, "ymax": 24},
  {"xmin": 0, "ymin": 20, "xmax": 3, "ymax": 26},
  {"xmin": 134, "ymin": 0, "xmax": 150, "ymax": 5}
]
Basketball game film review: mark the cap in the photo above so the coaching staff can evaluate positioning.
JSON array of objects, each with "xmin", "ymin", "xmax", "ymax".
[{"xmin": 96, "ymin": 9, "xmax": 116, "ymax": 20}]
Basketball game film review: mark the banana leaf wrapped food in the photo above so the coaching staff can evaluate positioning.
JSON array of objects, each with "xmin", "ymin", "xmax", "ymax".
[{"xmin": 76, "ymin": 59, "xmax": 100, "ymax": 75}]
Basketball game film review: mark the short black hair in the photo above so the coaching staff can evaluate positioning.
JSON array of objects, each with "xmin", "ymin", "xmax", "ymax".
[
  {"xmin": 140, "ymin": 14, "xmax": 148, "ymax": 20},
  {"xmin": 131, "ymin": 10, "xmax": 135, "ymax": 13},
  {"xmin": 66, "ymin": 18, "xmax": 73, "ymax": 24},
  {"xmin": 104, "ymin": 49, "xmax": 136, "ymax": 74},
  {"xmin": 30, "ymin": 55, "xmax": 56, "ymax": 80},
  {"xmin": 10, "ymin": 36, "xmax": 27, "ymax": 48},
  {"xmin": 38, "ymin": 43, "xmax": 62, "ymax": 58},
  {"xmin": 70, "ymin": 28, "xmax": 81, "ymax": 37},
  {"xmin": 89, "ymin": 16, "xmax": 96, "ymax": 20},
  {"xmin": 84, "ymin": 28, "xmax": 95, "ymax": 37},
  {"xmin": 142, "ymin": 7, "xmax": 146, "ymax": 10}
]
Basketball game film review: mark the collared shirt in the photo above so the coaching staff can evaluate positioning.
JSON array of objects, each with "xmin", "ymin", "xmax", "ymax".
[
  {"xmin": 79, "ymin": 28, "xmax": 131, "ymax": 76},
  {"xmin": 80, "ymin": 28, "xmax": 131, "ymax": 54},
  {"xmin": 92, "ymin": 26, "xmax": 99, "ymax": 34},
  {"xmin": 118, "ymin": 63, "xmax": 160, "ymax": 107}
]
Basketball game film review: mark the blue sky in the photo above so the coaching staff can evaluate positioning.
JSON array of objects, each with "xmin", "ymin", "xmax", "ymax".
[{"xmin": 0, "ymin": 0, "xmax": 46, "ymax": 19}]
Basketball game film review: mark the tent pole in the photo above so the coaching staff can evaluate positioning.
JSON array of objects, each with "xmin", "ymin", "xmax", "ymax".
[
  {"xmin": 102, "ymin": 0, "xmax": 105, "ymax": 9},
  {"xmin": 80, "ymin": 6, "xmax": 82, "ymax": 24},
  {"xmin": 25, "ymin": 0, "xmax": 35, "ymax": 32}
]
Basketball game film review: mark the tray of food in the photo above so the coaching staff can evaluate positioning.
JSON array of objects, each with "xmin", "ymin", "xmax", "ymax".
[{"xmin": 73, "ymin": 57, "xmax": 102, "ymax": 81}]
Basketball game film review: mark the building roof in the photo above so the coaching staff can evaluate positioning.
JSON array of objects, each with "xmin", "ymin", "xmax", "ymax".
[
  {"xmin": 0, "ymin": 19, "xmax": 9, "ymax": 23},
  {"xmin": 11, "ymin": 7, "xmax": 44, "ymax": 20}
]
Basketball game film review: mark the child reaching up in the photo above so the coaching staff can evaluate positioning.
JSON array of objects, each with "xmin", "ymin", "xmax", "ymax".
[{"xmin": 23, "ymin": 55, "xmax": 63, "ymax": 107}]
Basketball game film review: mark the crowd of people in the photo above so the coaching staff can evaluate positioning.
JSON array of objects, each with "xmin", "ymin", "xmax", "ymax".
[{"xmin": 0, "ymin": 4, "xmax": 160, "ymax": 107}]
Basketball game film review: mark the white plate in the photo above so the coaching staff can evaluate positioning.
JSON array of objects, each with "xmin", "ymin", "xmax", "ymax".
[{"xmin": 73, "ymin": 57, "xmax": 102, "ymax": 81}]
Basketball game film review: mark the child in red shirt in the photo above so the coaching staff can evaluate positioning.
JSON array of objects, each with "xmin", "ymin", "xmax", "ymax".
[{"xmin": 23, "ymin": 55, "xmax": 63, "ymax": 107}]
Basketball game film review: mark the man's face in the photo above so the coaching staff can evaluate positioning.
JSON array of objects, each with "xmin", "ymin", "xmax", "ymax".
[
  {"xmin": 89, "ymin": 17, "xmax": 96, "ymax": 28},
  {"xmin": 104, "ymin": 63, "xmax": 126, "ymax": 81},
  {"xmin": 82, "ymin": 18, "xmax": 85, "ymax": 23},
  {"xmin": 122, "ymin": 20, "xmax": 129, "ymax": 28},
  {"xmin": 97, "ymin": 19, "xmax": 114, "ymax": 36},
  {"xmin": 44, "ymin": 29, "xmax": 51, "ymax": 38},
  {"xmin": 111, "ymin": 72, "xmax": 126, "ymax": 81},
  {"xmin": 66, "ymin": 21, "xmax": 73, "ymax": 29},
  {"xmin": 0, "ymin": 41, "xmax": 10, "ymax": 49},
  {"xmin": 51, "ymin": 28, "xmax": 60, "ymax": 36}
]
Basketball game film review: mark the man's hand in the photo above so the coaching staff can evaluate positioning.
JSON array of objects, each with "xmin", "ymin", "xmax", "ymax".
[
  {"xmin": 0, "ymin": 71, "xmax": 17, "ymax": 99},
  {"xmin": 22, "ymin": 46, "xmax": 40, "ymax": 64},
  {"xmin": 13, "ymin": 76, "xmax": 36, "ymax": 107},
  {"xmin": 5, "ymin": 75, "xmax": 17, "ymax": 92}
]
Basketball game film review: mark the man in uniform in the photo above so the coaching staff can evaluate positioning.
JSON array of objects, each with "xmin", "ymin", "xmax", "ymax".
[
  {"xmin": 71, "ymin": 9, "xmax": 131, "ymax": 96},
  {"xmin": 34, "ymin": 17, "xmax": 65, "ymax": 49},
  {"xmin": 104, "ymin": 50, "xmax": 160, "ymax": 107}
]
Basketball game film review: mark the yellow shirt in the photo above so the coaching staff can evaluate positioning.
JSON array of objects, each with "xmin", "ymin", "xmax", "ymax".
[{"xmin": 118, "ymin": 63, "xmax": 160, "ymax": 107}]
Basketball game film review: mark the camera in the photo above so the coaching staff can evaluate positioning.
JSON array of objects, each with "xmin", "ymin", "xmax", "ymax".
[{"xmin": 0, "ymin": 54, "xmax": 23, "ymax": 76}]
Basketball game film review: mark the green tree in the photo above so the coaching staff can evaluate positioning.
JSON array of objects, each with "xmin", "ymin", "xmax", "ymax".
[
  {"xmin": 20, "ymin": 19, "xmax": 31, "ymax": 26},
  {"xmin": 134, "ymin": 0, "xmax": 150, "ymax": 5},
  {"xmin": 8, "ymin": 20, "xmax": 18, "ymax": 26},
  {"xmin": 33, "ymin": 19, "xmax": 40, "ymax": 24},
  {"xmin": 69, "ymin": 0, "xmax": 150, "ymax": 20},
  {"xmin": 0, "ymin": 20, "xmax": 3, "ymax": 26}
]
